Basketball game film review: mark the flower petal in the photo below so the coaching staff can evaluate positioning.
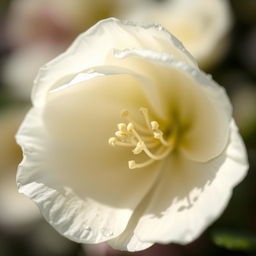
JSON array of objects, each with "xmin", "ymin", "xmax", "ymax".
[
  {"xmin": 107, "ymin": 185, "xmax": 155, "ymax": 252},
  {"xmin": 130, "ymin": 120, "xmax": 248, "ymax": 245},
  {"xmin": 112, "ymin": 49, "xmax": 232, "ymax": 161},
  {"xmin": 31, "ymin": 18, "xmax": 197, "ymax": 107},
  {"xmin": 16, "ymin": 70, "xmax": 163, "ymax": 243}
]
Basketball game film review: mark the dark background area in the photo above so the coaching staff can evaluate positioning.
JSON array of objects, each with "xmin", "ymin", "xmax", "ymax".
[{"xmin": 0, "ymin": 0, "xmax": 255, "ymax": 255}]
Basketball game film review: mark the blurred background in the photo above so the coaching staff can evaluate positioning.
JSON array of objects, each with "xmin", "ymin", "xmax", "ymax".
[{"xmin": 0, "ymin": 0, "xmax": 255, "ymax": 255}]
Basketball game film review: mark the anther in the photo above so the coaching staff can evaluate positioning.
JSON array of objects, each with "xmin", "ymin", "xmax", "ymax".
[
  {"xmin": 128, "ymin": 159, "xmax": 155, "ymax": 169},
  {"xmin": 115, "ymin": 131, "xmax": 126, "ymax": 138},
  {"xmin": 128, "ymin": 160, "xmax": 136, "ymax": 169},
  {"xmin": 133, "ymin": 141, "xmax": 145, "ymax": 154},
  {"xmin": 153, "ymin": 131, "xmax": 162, "ymax": 139},
  {"xmin": 109, "ymin": 137, "xmax": 134, "ymax": 147},
  {"xmin": 117, "ymin": 123, "xmax": 127, "ymax": 132},
  {"xmin": 108, "ymin": 137, "xmax": 117, "ymax": 146},
  {"xmin": 127, "ymin": 123, "xmax": 134, "ymax": 133},
  {"xmin": 150, "ymin": 121, "xmax": 171, "ymax": 147},
  {"xmin": 151, "ymin": 121, "xmax": 159, "ymax": 130}
]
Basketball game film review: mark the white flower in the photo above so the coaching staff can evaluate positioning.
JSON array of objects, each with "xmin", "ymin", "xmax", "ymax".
[
  {"xmin": 16, "ymin": 18, "xmax": 248, "ymax": 251},
  {"xmin": 118, "ymin": 0, "xmax": 232, "ymax": 69}
]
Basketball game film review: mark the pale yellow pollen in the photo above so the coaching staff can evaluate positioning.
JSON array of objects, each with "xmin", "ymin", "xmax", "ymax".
[
  {"xmin": 151, "ymin": 120, "xmax": 171, "ymax": 147},
  {"xmin": 109, "ymin": 108, "xmax": 176, "ymax": 169},
  {"xmin": 108, "ymin": 137, "xmax": 117, "ymax": 146},
  {"xmin": 133, "ymin": 141, "xmax": 145, "ymax": 155},
  {"xmin": 151, "ymin": 121, "xmax": 159, "ymax": 130},
  {"xmin": 118, "ymin": 123, "xmax": 126, "ymax": 131},
  {"xmin": 128, "ymin": 159, "xmax": 155, "ymax": 169}
]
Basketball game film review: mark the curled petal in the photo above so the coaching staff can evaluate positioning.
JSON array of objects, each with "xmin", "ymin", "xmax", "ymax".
[
  {"xmin": 132, "ymin": 120, "xmax": 248, "ymax": 246},
  {"xmin": 31, "ymin": 18, "xmax": 197, "ymax": 107},
  {"xmin": 16, "ymin": 69, "xmax": 163, "ymax": 243},
  {"xmin": 112, "ymin": 49, "xmax": 232, "ymax": 161},
  {"xmin": 107, "ymin": 120, "xmax": 247, "ymax": 251}
]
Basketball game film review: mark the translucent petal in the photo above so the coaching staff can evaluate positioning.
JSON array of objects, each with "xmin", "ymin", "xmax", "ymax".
[
  {"xmin": 31, "ymin": 18, "xmax": 197, "ymax": 107},
  {"xmin": 130, "ymin": 120, "xmax": 248, "ymax": 245},
  {"xmin": 16, "ymin": 70, "xmax": 163, "ymax": 243},
  {"xmin": 112, "ymin": 49, "xmax": 232, "ymax": 162}
]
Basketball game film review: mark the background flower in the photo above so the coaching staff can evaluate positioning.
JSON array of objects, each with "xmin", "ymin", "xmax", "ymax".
[{"xmin": 118, "ymin": 0, "xmax": 233, "ymax": 69}]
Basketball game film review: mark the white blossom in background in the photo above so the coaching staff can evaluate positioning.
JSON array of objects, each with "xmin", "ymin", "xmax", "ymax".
[
  {"xmin": 0, "ymin": 108, "xmax": 40, "ymax": 229},
  {"xmin": 3, "ymin": 0, "xmax": 117, "ymax": 100},
  {"xmin": 3, "ymin": 44, "xmax": 63, "ymax": 100},
  {"xmin": 16, "ymin": 19, "xmax": 248, "ymax": 251},
  {"xmin": 118, "ymin": 0, "xmax": 232, "ymax": 69}
]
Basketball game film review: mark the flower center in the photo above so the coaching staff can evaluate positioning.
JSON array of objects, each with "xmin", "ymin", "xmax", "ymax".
[{"xmin": 108, "ymin": 107, "xmax": 177, "ymax": 169}]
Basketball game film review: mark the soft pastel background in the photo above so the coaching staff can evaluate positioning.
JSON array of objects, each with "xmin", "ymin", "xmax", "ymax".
[{"xmin": 0, "ymin": 0, "xmax": 255, "ymax": 255}]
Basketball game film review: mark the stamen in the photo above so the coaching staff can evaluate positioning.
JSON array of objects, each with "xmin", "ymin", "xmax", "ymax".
[
  {"xmin": 128, "ymin": 159, "xmax": 155, "ymax": 169},
  {"xmin": 108, "ymin": 137, "xmax": 116, "ymax": 146},
  {"xmin": 127, "ymin": 122, "xmax": 134, "ymax": 133},
  {"xmin": 115, "ymin": 131, "xmax": 125, "ymax": 138},
  {"xmin": 127, "ymin": 123, "xmax": 173, "ymax": 160},
  {"xmin": 109, "ymin": 108, "xmax": 177, "ymax": 170},
  {"xmin": 151, "ymin": 121, "xmax": 159, "ymax": 130},
  {"xmin": 133, "ymin": 141, "xmax": 145, "ymax": 155},
  {"xmin": 108, "ymin": 137, "xmax": 134, "ymax": 147},
  {"xmin": 151, "ymin": 121, "xmax": 171, "ymax": 147},
  {"xmin": 121, "ymin": 109, "xmax": 150, "ymax": 134},
  {"xmin": 117, "ymin": 123, "xmax": 127, "ymax": 132},
  {"xmin": 115, "ymin": 123, "xmax": 128, "ymax": 138}
]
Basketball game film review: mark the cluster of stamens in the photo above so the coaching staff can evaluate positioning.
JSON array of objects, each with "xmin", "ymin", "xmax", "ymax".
[{"xmin": 108, "ymin": 108, "xmax": 176, "ymax": 169}]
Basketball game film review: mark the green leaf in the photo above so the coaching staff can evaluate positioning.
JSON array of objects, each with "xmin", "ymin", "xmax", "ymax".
[{"xmin": 212, "ymin": 229, "xmax": 256, "ymax": 252}]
